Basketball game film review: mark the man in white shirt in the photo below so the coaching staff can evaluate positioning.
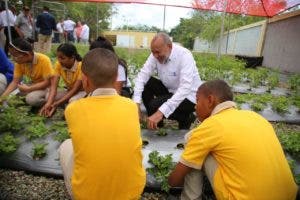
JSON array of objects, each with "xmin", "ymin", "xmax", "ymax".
[
  {"xmin": 15, "ymin": 6, "xmax": 32, "ymax": 40},
  {"xmin": 63, "ymin": 17, "xmax": 75, "ymax": 42},
  {"xmin": 80, "ymin": 22, "xmax": 89, "ymax": 44},
  {"xmin": 133, "ymin": 33, "xmax": 202, "ymax": 130}
]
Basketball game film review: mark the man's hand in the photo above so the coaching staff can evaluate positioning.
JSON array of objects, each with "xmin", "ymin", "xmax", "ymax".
[
  {"xmin": 18, "ymin": 83, "xmax": 31, "ymax": 93},
  {"xmin": 147, "ymin": 110, "xmax": 164, "ymax": 130}
]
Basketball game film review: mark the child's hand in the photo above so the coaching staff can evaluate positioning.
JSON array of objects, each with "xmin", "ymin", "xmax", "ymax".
[
  {"xmin": 47, "ymin": 103, "xmax": 58, "ymax": 117},
  {"xmin": 39, "ymin": 103, "xmax": 52, "ymax": 117},
  {"xmin": 18, "ymin": 83, "xmax": 31, "ymax": 93}
]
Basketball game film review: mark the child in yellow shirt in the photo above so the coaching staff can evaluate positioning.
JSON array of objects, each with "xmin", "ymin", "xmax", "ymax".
[
  {"xmin": 40, "ymin": 43, "xmax": 85, "ymax": 117},
  {"xmin": 59, "ymin": 48, "xmax": 145, "ymax": 200},
  {"xmin": 1, "ymin": 38, "xmax": 53, "ymax": 106}
]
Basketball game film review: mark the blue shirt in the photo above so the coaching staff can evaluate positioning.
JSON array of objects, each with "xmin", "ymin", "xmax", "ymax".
[
  {"xmin": 36, "ymin": 11, "xmax": 56, "ymax": 35},
  {"xmin": 0, "ymin": 48, "xmax": 13, "ymax": 84}
]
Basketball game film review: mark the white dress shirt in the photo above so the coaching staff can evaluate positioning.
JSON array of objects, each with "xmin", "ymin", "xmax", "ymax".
[
  {"xmin": 0, "ymin": 10, "xmax": 15, "ymax": 27},
  {"xmin": 117, "ymin": 64, "xmax": 131, "ymax": 88},
  {"xmin": 133, "ymin": 43, "xmax": 202, "ymax": 118},
  {"xmin": 63, "ymin": 19, "xmax": 75, "ymax": 31},
  {"xmin": 80, "ymin": 24, "xmax": 89, "ymax": 40}
]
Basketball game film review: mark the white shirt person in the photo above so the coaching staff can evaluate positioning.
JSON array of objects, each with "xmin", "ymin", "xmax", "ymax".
[{"xmin": 133, "ymin": 33, "xmax": 202, "ymax": 130}]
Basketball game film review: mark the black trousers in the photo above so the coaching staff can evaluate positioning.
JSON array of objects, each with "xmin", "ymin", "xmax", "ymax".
[
  {"xmin": 142, "ymin": 77, "xmax": 195, "ymax": 129},
  {"xmin": 4, "ymin": 26, "xmax": 19, "ymax": 56}
]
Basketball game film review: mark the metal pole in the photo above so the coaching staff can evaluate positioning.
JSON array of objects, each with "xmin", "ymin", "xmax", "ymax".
[
  {"xmin": 96, "ymin": 3, "xmax": 99, "ymax": 37},
  {"xmin": 163, "ymin": 5, "xmax": 166, "ymax": 31},
  {"xmin": 4, "ymin": 0, "xmax": 12, "ymax": 43},
  {"xmin": 217, "ymin": 0, "xmax": 227, "ymax": 59}
]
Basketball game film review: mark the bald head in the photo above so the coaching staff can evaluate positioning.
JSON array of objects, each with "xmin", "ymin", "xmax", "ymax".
[
  {"xmin": 151, "ymin": 32, "xmax": 172, "ymax": 64},
  {"xmin": 198, "ymin": 80, "xmax": 233, "ymax": 103},
  {"xmin": 82, "ymin": 48, "xmax": 118, "ymax": 88}
]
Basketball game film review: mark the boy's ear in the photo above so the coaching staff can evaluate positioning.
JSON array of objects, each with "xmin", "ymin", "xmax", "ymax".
[{"xmin": 207, "ymin": 94, "xmax": 217, "ymax": 109}]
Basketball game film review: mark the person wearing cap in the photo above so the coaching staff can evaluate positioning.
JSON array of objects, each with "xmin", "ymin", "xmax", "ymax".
[
  {"xmin": 36, "ymin": 6, "xmax": 56, "ymax": 53},
  {"xmin": 1, "ymin": 38, "xmax": 54, "ymax": 107},
  {"xmin": 0, "ymin": 47, "xmax": 14, "ymax": 95},
  {"xmin": 15, "ymin": 6, "xmax": 33, "ymax": 41}
]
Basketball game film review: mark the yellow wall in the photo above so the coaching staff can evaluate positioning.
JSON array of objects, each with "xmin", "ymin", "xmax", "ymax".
[{"xmin": 103, "ymin": 30, "xmax": 156, "ymax": 49}]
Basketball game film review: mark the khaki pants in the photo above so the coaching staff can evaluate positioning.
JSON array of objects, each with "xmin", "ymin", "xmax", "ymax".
[
  {"xmin": 37, "ymin": 34, "xmax": 52, "ymax": 53},
  {"xmin": 59, "ymin": 139, "xmax": 74, "ymax": 199},
  {"xmin": 181, "ymin": 155, "xmax": 218, "ymax": 200},
  {"xmin": 25, "ymin": 89, "xmax": 48, "ymax": 107},
  {"xmin": 45, "ymin": 90, "xmax": 86, "ymax": 103},
  {"xmin": 0, "ymin": 73, "xmax": 7, "ymax": 95}
]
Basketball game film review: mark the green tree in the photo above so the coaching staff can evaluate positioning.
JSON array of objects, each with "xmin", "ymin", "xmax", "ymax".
[{"xmin": 116, "ymin": 24, "xmax": 161, "ymax": 32}]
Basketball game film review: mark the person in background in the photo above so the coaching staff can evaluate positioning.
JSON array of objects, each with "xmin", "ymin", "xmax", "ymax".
[
  {"xmin": 63, "ymin": 17, "xmax": 75, "ymax": 43},
  {"xmin": 0, "ymin": 47, "xmax": 13, "ymax": 95},
  {"xmin": 1, "ymin": 38, "xmax": 53, "ymax": 107},
  {"xmin": 40, "ymin": 43, "xmax": 86, "ymax": 117},
  {"xmin": 74, "ymin": 21, "xmax": 82, "ymax": 43},
  {"xmin": 79, "ymin": 21, "xmax": 89, "ymax": 45},
  {"xmin": 90, "ymin": 36, "xmax": 132, "ymax": 97},
  {"xmin": 54, "ymin": 18, "xmax": 64, "ymax": 43},
  {"xmin": 133, "ymin": 32, "xmax": 202, "ymax": 130},
  {"xmin": 0, "ymin": 3, "xmax": 19, "ymax": 56},
  {"xmin": 36, "ymin": 6, "xmax": 56, "ymax": 53},
  {"xmin": 15, "ymin": 6, "xmax": 33, "ymax": 41},
  {"xmin": 59, "ymin": 48, "xmax": 145, "ymax": 199},
  {"xmin": 168, "ymin": 79, "xmax": 298, "ymax": 200}
]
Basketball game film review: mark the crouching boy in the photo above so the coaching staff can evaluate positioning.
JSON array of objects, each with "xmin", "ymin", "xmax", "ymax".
[{"xmin": 59, "ymin": 48, "xmax": 146, "ymax": 200}]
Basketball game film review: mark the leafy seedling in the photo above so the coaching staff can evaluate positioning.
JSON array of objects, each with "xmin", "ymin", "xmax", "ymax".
[
  {"xmin": 32, "ymin": 142, "xmax": 48, "ymax": 160},
  {"xmin": 157, "ymin": 128, "xmax": 167, "ymax": 136},
  {"xmin": 25, "ymin": 120, "xmax": 49, "ymax": 140},
  {"xmin": 0, "ymin": 133, "xmax": 19, "ymax": 154},
  {"xmin": 50, "ymin": 121, "xmax": 70, "ymax": 142},
  {"xmin": 147, "ymin": 151, "xmax": 175, "ymax": 192}
]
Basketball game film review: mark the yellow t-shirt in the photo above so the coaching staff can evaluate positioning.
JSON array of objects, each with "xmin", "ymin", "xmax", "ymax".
[
  {"xmin": 54, "ymin": 61, "xmax": 82, "ymax": 89},
  {"xmin": 65, "ymin": 95, "xmax": 146, "ymax": 200},
  {"xmin": 181, "ymin": 108, "xmax": 297, "ymax": 200},
  {"xmin": 14, "ymin": 53, "xmax": 54, "ymax": 84}
]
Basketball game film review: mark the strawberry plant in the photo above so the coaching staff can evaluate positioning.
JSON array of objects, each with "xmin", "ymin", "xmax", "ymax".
[
  {"xmin": 0, "ymin": 133, "xmax": 19, "ymax": 154},
  {"xmin": 288, "ymin": 74, "xmax": 300, "ymax": 92},
  {"xmin": 147, "ymin": 151, "xmax": 175, "ymax": 192},
  {"xmin": 278, "ymin": 131, "xmax": 300, "ymax": 160},
  {"xmin": 32, "ymin": 142, "xmax": 48, "ymax": 160},
  {"xmin": 157, "ymin": 128, "xmax": 167, "ymax": 136},
  {"xmin": 266, "ymin": 71, "xmax": 279, "ymax": 92},
  {"xmin": 271, "ymin": 96, "xmax": 290, "ymax": 114},
  {"xmin": 50, "ymin": 121, "xmax": 69, "ymax": 142},
  {"xmin": 24, "ymin": 117, "xmax": 49, "ymax": 140}
]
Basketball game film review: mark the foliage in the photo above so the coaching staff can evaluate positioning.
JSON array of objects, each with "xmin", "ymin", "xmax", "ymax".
[
  {"xmin": 147, "ymin": 151, "xmax": 175, "ymax": 192},
  {"xmin": 64, "ymin": 2, "xmax": 112, "ymax": 39},
  {"xmin": 116, "ymin": 24, "xmax": 161, "ymax": 32},
  {"xmin": 266, "ymin": 70, "xmax": 279, "ymax": 92},
  {"xmin": 50, "ymin": 121, "xmax": 70, "ymax": 142},
  {"xmin": 170, "ymin": 11, "xmax": 263, "ymax": 47},
  {"xmin": 278, "ymin": 131, "xmax": 300, "ymax": 160},
  {"xmin": 0, "ymin": 96, "xmax": 30, "ymax": 132},
  {"xmin": 157, "ymin": 128, "xmax": 167, "ymax": 136},
  {"xmin": 32, "ymin": 143, "xmax": 48, "ymax": 160},
  {"xmin": 288, "ymin": 74, "xmax": 300, "ymax": 92},
  {"xmin": 0, "ymin": 133, "xmax": 19, "ymax": 154},
  {"xmin": 271, "ymin": 96, "xmax": 290, "ymax": 114},
  {"xmin": 24, "ymin": 117, "xmax": 49, "ymax": 140}
]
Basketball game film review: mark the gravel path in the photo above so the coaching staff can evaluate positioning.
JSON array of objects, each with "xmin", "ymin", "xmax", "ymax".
[{"xmin": 0, "ymin": 169, "xmax": 179, "ymax": 200}]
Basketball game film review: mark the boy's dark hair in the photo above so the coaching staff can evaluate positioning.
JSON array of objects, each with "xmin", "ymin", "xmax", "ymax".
[
  {"xmin": 90, "ymin": 36, "xmax": 128, "ymax": 84},
  {"xmin": 43, "ymin": 6, "xmax": 49, "ymax": 11},
  {"xmin": 82, "ymin": 48, "xmax": 118, "ymax": 87},
  {"xmin": 57, "ymin": 43, "xmax": 82, "ymax": 61},
  {"xmin": 198, "ymin": 80, "xmax": 233, "ymax": 103},
  {"xmin": 10, "ymin": 38, "xmax": 33, "ymax": 52}
]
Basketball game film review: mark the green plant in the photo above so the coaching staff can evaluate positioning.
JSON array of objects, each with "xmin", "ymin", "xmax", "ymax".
[
  {"xmin": 288, "ymin": 74, "xmax": 300, "ymax": 92},
  {"xmin": 278, "ymin": 131, "xmax": 300, "ymax": 160},
  {"xmin": 24, "ymin": 118, "xmax": 49, "ymax": 140},
  {"xmin": 157, "ymin": 128, "xmax": 167, "ymax": 136},
  {"xmin": 266, "ymin": 71, "xmax": 279, "ymax": 92},
  {"xmin": 50, "ymin": 121, "xmax": 70, "ymax": 142},
  {"xmin": 147, "ymin": 151, "xmax": 175, "ymax": 192},
  {"xmin": 0, "ymin": 96, "xmax": 30, "ymax": 132},
  {"xmin": 271, "ymin": 96, "xmax": 290, "ymax": 114},
  {"xmin": 250, "ymin": 102, "xmax": 265, "ymax": 112},
  {"xmin": 0, "ymin": 133, "xmax": 19, "ymax": 154},
  {"xmin": 32, "ymin": 142, "xmax": 48, "ymax": 160}
]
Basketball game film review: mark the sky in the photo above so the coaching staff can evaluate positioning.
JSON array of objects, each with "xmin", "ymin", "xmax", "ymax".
[{"xmin": 111, "ymin": 3, "xmax": 194, "ymax": 31}]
